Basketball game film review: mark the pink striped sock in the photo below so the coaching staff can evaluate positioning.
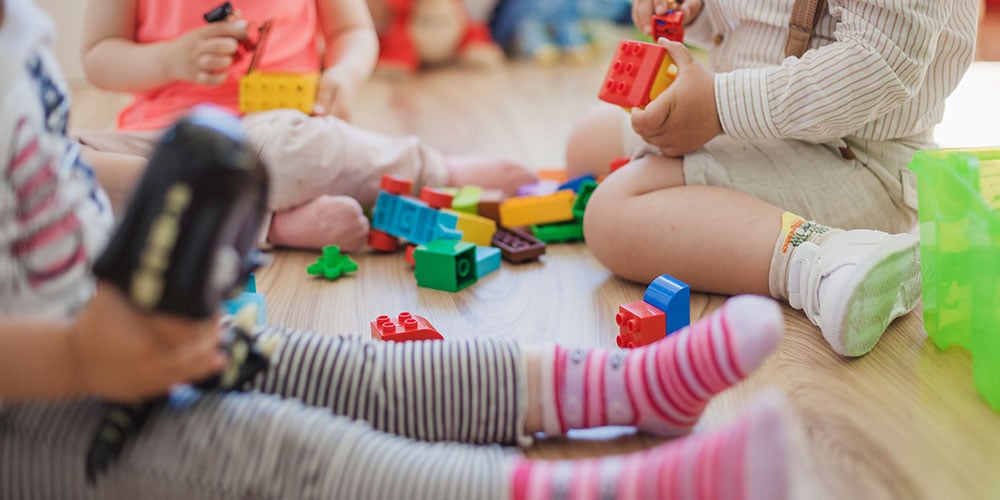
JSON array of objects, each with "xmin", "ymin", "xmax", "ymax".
[
  {"xmin": 541, "ymin": 295, "xmax": 782, "ymax": 436},
  {"xmin": 511, "ymin": 390, "xmax": 790, "ymax": 500}
]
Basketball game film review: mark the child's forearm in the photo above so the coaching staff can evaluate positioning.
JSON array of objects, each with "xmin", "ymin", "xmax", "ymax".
[
  {"xmin": 323, "ymin": 28, "xmax": 379, "ymax": 88},
  {"xmin": 83, "ymin": 38, "xmax": 179, "ymax": 93},
  {"xmin": 0, "ymin": 318, "xmax": 89, "ymax": 402}
]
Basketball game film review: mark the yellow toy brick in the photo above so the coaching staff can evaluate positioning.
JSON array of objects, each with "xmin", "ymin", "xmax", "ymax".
[
  {"xmin": 499, "ymin": 190, "xmax": 576, "ymax": 228},
  {"xmin": 239, "ymin": 72, "xmax": 319, "ymax": 115},
  {"xmin": 444, "ymin": 209, "xmax": 497, "ymax": 246}
]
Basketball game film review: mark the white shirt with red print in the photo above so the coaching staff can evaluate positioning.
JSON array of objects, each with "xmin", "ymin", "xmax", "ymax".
[{"xmin": 0, "ymin": 0, "xmax": 113, "ymax": 318}]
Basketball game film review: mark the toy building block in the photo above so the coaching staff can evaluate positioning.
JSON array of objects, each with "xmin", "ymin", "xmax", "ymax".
[
  {"xmin": 643, "ymin": 273, "xmax": 690, "ymax": 335},
  {"xmin": 476, "ymin": 189, "xmax": 505, "ymax": 222},
  {"xmin": 537, "ymin": 169, "xmax": 569, "ymax": 183},
  {"xmin": 651, "ymin": 10, "xmax": 685, "ymax": 42},
  {"xmin": 492, "ymin": 227, "xmax": 546, "ymax": 263},
  {"xmin": 451, "ymin": 185, "xmax": 483, "ymax": 215},
  {"xmin": 371, "ymin": 312, "xmax": 443, "ymax": 342},
  {"xmin": 306, "ymin": 245, "xmax": 359, "ymax": 280},
  {"xmin": 609, "ymin": 156, "xmax": 631, "ymax": 174},
  {"xmin": 558, "ymin": 174, "xmax": 596, "ymax": 193},
  {"xmin": 517, "ymin": 179, "xmax": 562, "ymax": 197},
  {"xmin": 223, "ymin": 274, "xmax": 268, "ymax": 326},
  {"xmin": 413, "ymin": 239, "xmax": 478, "ymax": 292},
  {"xmin": 405, "ymin": 244, "xmax": 417, "ymax": 267},
  {"xmin": 571, "ymin": 180, "xmax": 600, "ymax": 220},
  {"xmin": 381, "ymin": 174, "xmax": 414, "ymax": 196},
  {"xmin": 444, "ymin": 209, "xmax": 497, "ymax": 247},
  {"xmin": 420, "ymin": 187, "xmax": 454, "ymax": 210},
  {"xmin": 598, "ymin": 40, "xmax": 677, "ymax": 110},
  {"xmin": 475, "ymin": 246, "xmax": 502, "ymax": 278},
  {"xmin": 615, "ymin": 301, "xmax": 666, "ymax": 348},
  {"xmin": 372, "ymin": 191, "xmax": 463, "ymax": 245},
  {"xmin": 499, "ymin": 190, "xmax": 576, "ymax": 228},
  {"xmin": 909, "ymin": 148, "xmax": 1000, "ymax": 411},
  {"xmin": 531, "ymin": 221, "xmax": 584, "ymax": 243},
  {"xmin": 239, "ymin": 72, "xmax": 319, "ymax": 115},
  {"xmin": 368, "ymin": 228, "xmax": 401, "ymax": 253}
]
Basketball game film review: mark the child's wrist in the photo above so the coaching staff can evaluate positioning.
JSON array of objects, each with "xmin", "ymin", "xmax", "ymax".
[{"xmin": 60, "ymin": 319, "xmax": 94, "ymax": 398}]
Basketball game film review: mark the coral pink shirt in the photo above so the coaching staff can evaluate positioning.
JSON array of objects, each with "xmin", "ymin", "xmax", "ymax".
[{"xmin": 118, "ymin": 0, "xmax": 321, "ymax": 131}]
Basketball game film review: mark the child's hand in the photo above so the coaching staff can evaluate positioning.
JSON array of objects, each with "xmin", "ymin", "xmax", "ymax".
[
  {"xmin": 314, "ymin": 67, "xmax": 356, "ymax": 121},
  {"xmin": 630, "ymin": 39, "xmax": 721, "ymax": 157},
  {"xmin": 168, "ymin": 21, "xmax": 249, "ymax": 86},
  {"xmin": 71, "ymin": 283, "xmax": 227, "ymax": 402},
  {"xmin": 633, "ymin": 0, "xmax": 703, "ymax": 37}
]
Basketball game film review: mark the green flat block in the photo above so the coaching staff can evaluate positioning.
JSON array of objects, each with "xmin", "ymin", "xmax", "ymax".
[
  {"xmin": 451, "ymin": 186, "xmax": 483, "ymax": 215},
  {"xmin": 571, "ymin": 180, "xmax": 599, "ymax": 219},
  {"xmin": 414, "ymin": 239, "xmax": 478, "ymax": 292},
  {"xmin": 531, "ymin": 221, "xmax": 585, "ymax": 243}
]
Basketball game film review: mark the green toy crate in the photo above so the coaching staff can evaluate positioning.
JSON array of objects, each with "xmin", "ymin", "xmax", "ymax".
[{"xmin": 909, "ymin": 148, "xmax": 1000, "ymax": 412}]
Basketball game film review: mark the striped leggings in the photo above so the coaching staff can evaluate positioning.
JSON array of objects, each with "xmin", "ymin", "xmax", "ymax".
[{"xmin": 0, "ymin": 327, "xmax": 530, "ymax": 499}]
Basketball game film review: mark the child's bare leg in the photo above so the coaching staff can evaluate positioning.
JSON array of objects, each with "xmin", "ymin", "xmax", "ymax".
[
  {"xmin": 267, "ymin": 195, "xmax": 370, "ymax": 252},
  {"xmin": 444, "ymin": 155, "xmax": 538, "ymax": 196},
  {"xmin": 584, "ymin": 154, "xmax": 779, "ymax": 295},
  {"xmin": 565, "ymin": 103, "xmax": 631, "ymax": 179}
]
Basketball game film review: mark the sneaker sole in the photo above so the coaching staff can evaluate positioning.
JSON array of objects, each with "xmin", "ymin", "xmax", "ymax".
[{"xmin": 833, "ymin": 235, "xmax": 921, "ymax": 356}]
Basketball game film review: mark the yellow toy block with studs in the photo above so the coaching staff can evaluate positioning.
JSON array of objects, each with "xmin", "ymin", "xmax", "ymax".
[
  {"xmin": 499, "ymin": 189, "xmax": 576, "ymax": 228},
  {"xmin": 444, "ymin": 209, "xmax": 497, "ymax": 246},
  {"xmin": 239, "ymin": 72, "xmax": 319, "ymax": 114}
]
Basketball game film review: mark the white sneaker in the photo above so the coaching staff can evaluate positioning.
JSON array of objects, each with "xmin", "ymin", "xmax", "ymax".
[{"xmin": 787, "ymin": 230, "xmax": 921, "ymax": 356}]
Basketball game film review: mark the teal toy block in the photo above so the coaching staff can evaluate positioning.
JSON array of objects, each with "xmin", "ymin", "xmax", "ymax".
[
  {"xmin": 571, "ymin": 180, "xmax": 599, "ymax": 219},
  {"xmin": 643, "ymin": 273, "xmax": 690, "ymax": 335},
  {"xmin": 372, "ymin": 191, "xmax": 462, "ymax": 244},
  {"xmin": 307, "ymin": 245, "xmax": 358, "ymax": 280},
  {"xmin": 531, "ymin": 221, "xmax": 584, "ymax": 243},
  {"xmin": 414, "ymin": 239, "xmax": 478, "ymax": 292},
  {"xmin": 475, "ymin": 245, "xmax": 501, "ymax": 278},
  {"xmin": 910, "ymin": 148, "xmax": 1000, "ymax": 412},
  {"xmin": 223, "ymin": 274, "xmax": 267, "ymax": 325}
]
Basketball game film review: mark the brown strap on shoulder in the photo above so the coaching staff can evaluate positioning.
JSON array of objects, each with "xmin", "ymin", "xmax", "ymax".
[{"xmin": 785, "ymin": 0, "xmax": 826, "ymax": 58}]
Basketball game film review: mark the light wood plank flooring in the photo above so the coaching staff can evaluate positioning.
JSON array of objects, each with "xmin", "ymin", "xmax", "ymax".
[{"xmin": 70, "ymin": 51, "xmax": 1000, "ymax": 500}]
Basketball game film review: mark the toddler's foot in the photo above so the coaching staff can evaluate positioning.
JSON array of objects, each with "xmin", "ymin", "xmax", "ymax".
[
  {"xmin": 511, "ymin": 390, "xmax": 791, "ymax": 500},
  {"xmin": 445, "ymin": 155, "xmax": 538, "ymax": 196},
  {"xmin": 268, "ymin": 195, "xmax": 370, "ymax": 252},
  {"xmin": 541, "ymin": 295, "xmax": 783, "ymax": 437},
  {"xmin": 788, "ymin": 229, "xmax": 921, "ymax": 356}
]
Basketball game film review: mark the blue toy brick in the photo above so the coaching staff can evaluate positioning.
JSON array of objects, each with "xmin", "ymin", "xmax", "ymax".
[
  {"xmin": 223, "ymin": 292, "xmax": 267, "ymax": 326},
  {"xmin": 245, "ymin": 273, "xmax": 257, "ymax": 293},
  {"xmin": 643, "ymin": 273, "xmax": 690, "ymax": 335},
  {"xmin": 558, "ymin": 174, "xmax": 596, "ymax": 193},
  {"xmin": 475, "ymin": 246, "xmax": 502, "ymax": 278},
  {"xmin": 372, "ymin": 191, "xmax": 462, "ymax": 245}
]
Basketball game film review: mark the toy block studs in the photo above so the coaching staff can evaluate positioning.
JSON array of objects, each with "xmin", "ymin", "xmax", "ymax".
[
  {"xmin": 615, "ymin": 301, "xmax": 666, "ymax": 348},
  {"xmin": 492, "ymin": 227, "xmax": 546, "ymax": 263},
  {"xmin": 371, "ymin": 312, "xmax": 444, "ymax": 342},
  {"xmin": 598, "ymin": 40, "xmax": 677, "ymax": 110}
]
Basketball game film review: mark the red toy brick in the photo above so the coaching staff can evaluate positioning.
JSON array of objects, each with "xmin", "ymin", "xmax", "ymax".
[
  {"xmin": 615, "ymin": 301, "xmax": 666, "ymax": 348},
  {"xmin": 652, "ymin": 10, "xmax": 685, "ymax": 43},
  {"xmin": 420, "ymin": 187, "xmax": 455, "ymax": 209},
  {"xmin": 371, "ymin": 312, "xmax": 444, "ymax": 342},
  {"xmin": 380, "ymin": 174, "xmax": 414, "ymax": 196},
  {"xmin": 368, "ymin": 228, "xmax": 401, "ymax": 252},
  {"xmin": 609, "ymin": 156, "xmax": 631, "ymax": 174},
  {"xmin": 598, "ymin": 40, "xmax": 676, "ymax": 110},
  {"xmin": 405, "ymin": 244, "xmax": 417, "ymax": 267}
]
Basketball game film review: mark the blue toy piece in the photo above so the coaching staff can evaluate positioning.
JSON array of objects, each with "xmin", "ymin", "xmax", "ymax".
[
  {"xmin": 372, "ymin": 191, "xmax": 463, "ymax": 245},
  {"xmin": 223, "ymin": 274, "xmax": 268, "ymax": 325},
  {"xmin": 490, "ymin": 0, "xmax": 589, "ymax": 63},
  {"xmin": 475, "ymin": 245, "xmax": 502, "ymax": 278},
  {"xmin": 643, "ymin": 273, "xmax": 691, "ymax": 335},
  {"xmin": 558, "ymin": 174, "xmax": 596, "ymax": 193},
  {"xmin": 579, "ymin": 0, "xmax": 633, "ymax": 24}
]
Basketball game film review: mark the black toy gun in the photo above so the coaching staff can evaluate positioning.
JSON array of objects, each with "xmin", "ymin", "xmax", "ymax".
[{"xmin": 85, "ymin": 106, "xmax": 272, "ymax": 483}]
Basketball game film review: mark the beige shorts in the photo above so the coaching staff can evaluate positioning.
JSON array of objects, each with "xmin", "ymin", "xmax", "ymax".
[
  {"xmin": 76, "ymin": 110, "xmax": 450, "ymax": 212},
  {"xmin": 624, "ymin": 126, "xmax": 927, "ymax": 234}
]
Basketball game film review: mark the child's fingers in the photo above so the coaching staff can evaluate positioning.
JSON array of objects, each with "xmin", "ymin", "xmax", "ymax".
[
  {"xmin": 195, "ymin": 70, "xmax": 229, "ymax": 86},
  {"xmin": 656, "ymin": 38, "xmax": 695, "ymax": 69},
  {"xmin": 199, "ymin": 20, "xmax": 249, "ymax": 43},
  {"xmin": 201, "ymin": 36, "xmax": 240, "ymax": 57},
  {"xmin": 197, "ymin": 53, "xmax": 234, "ymax": 72},
  {"xmin": 161, "ymin": 332, "xmax": 227, "ymax": 386},
  {"xmin": 632, "ymin": 0, "xmax": 653, "ymax": 34}
]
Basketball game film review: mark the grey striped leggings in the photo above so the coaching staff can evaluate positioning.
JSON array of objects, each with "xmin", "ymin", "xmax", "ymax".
[{"xmin": 0, "ymin": 327, "xmax": 530, "ymax": 499}]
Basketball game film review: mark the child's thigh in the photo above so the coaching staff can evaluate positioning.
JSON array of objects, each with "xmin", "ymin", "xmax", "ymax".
[{"xmin": 680, "ymin": 135, "xmax": 919, "ymax": 233}]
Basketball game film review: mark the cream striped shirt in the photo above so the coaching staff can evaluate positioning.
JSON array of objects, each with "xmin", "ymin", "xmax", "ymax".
[{"xmin": 686, "ymin": 0, "xmax": 979, "ymax": 143}]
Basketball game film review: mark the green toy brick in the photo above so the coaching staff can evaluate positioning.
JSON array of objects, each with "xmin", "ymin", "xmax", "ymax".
[
  {"xmin": 572, "ymin": 180, "xmax": 599, "ymax": 219},
  {"xmin": 414, "ymin": 239, "xmax": 478, "ymax": 292},
  {"xmin": 451, "ymin": 185, "xmax": 483, "ymax": 215},
  {"xmin": 531, "ymin": 221, "xmax": 585, "ymax": 243},
  {"xmin": 307, "ymin": 245, "xmax": 359, "ymax": 280},
  {"xmin": 909, "ymin": 148, "xmax": 1000, "ymax": 412}
]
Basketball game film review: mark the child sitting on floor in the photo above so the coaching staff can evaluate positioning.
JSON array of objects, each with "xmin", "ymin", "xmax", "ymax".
[{"xmin": 75, "ymin": 0, "xmax": 537, "ymax": 253}]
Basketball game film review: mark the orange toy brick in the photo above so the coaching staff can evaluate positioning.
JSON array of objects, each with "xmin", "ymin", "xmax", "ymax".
[
  {"xmin": 598, "ymin": 40, "xmax": 677, "ymax": 110},
  {"xmin": 371, "ymin": 312, "xmax": 444, "ymax": 342},
  {"xmin": 615, "ymin": 301, "xmax": 666, "ymax": 348}
]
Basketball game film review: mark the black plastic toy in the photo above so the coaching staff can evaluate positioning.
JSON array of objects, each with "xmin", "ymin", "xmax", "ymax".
[{"xmin": 86, "ymin": 106, "xmax": 272, "ymax": 484}]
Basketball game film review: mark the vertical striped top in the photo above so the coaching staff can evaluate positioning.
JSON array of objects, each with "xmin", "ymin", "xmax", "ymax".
[{"xmin": 685, "ymin": 0, "xmax": 979, "ymax": 142}]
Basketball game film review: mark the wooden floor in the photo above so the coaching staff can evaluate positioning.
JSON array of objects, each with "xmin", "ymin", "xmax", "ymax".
[{"xmin": 70, "ymin": 48, "xmax": 1000, "ymax": 500}]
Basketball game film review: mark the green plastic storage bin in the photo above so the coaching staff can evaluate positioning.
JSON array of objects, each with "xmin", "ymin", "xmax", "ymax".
[{"xmin": 909, "ymin": 148, "xmax": 1000, "ymax": 412}]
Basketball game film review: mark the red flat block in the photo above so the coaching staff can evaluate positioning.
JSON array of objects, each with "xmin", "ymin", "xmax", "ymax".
[
  {"xmin": 598, "ymin": 40, "xmax": 669, "ymax": 109},
  {"xmin": 615, "ymin": 301, "xmax": 666, "ymax": 348},
  {"xmin": 420, "ymin": 187, "xmax": 455, "ymax": 209},
  {"xmin": 380, "ymin": 174, "xmax": 414, "ymax": 196},
  {"xmin": 369, "ymin": 228, "xmax": 401, "ymax": 252},
  {"xmin": 371, "ymin": 312, "xmax": 444, "ymax": 342}
]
